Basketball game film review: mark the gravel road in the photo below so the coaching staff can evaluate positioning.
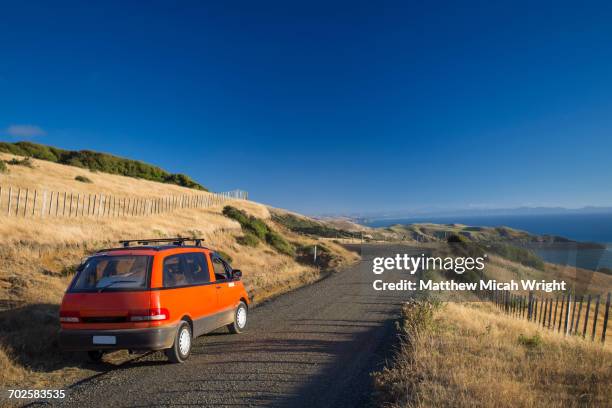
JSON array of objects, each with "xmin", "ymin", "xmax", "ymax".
[{"xmin": 44, "ymin": 244, "xmax": 417, "ymax": 408}]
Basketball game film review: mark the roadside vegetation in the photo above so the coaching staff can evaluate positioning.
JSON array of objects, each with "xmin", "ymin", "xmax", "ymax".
[
  {"xmin": 223, "ymin": 205, "xmax": 295, "ymax": 256},
  {"xmin": 373, "ymin": 300, "xmax": 612, "ymax": 407},
  {"xmin": 0, "ymin": 141, "xmax": 206, "ymax": 190}
]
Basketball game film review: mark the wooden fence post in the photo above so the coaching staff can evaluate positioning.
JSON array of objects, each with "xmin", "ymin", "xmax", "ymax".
[
  {"xmin": 602, "ymin": 292, "xmax": 610, "ymax": 343},
  {"xmin": 48, "ymin": 191, "xmax": 52, "ymax": 216},
  {"xmin": 570, "ymin": 293, "xmax": 577, "ymax": 334},
  {"xmin": 528, "ymin": 291, "xmax": 533, "ymax": 320},
  {"xmin": 538, "ymin": 298, "xmax": 543, "ymax": 324},
  {"xmin": 564, "ymin": 292, "xmax": 572, "ymax": 335},
  {"xmin": 548, "ymin": 298, "xmax": 553, "ymax": 330},
  {"xmin": 7, "ymin": 187, "xmax": 11, "ymax": 216},
  {"xmin": 41, "ymin": 190, "xmax": 47, "ymax": 217},
  {"xmin": 574, "ymin": 295, "xmax": 585, "ymax": 335},
  {"xmin": 583, "ymin": 294, "xmax": 591, "ymax": 338},
  {"xmin": 23, "ymin": 189, "xmax": 29, "ymax": 216},
  {"xmin": 591, "ymin": 295, "xmax": 600, "ymax": 341},
  {"xmin": 15, "ymin": 188, "xmax": 21, "ymax": 216},
  {"xmin": 32, "ymin": 189, "xmax": 37, "ymax": 216},
  {"xmin": 558, "ymin": 294, "xmax": 565, "ymax": 332},
  {"xmin": 68, "ymin": 193, "xmax": 73, "ymax": 217},
  {"xmin": 92, "ymin": 194, "xmax": 97, "ymax": 216},
  {"xmin": 552, "ymin": 295, "xmax": 559, "ymax": 330}
]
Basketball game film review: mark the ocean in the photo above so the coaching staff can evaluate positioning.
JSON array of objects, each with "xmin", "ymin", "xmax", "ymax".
[{"xmin": 363, "ymin": 213, "xmax": 612, "ymax": 271}]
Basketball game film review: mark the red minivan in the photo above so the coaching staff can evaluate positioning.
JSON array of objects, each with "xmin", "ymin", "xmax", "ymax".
[{"xmin": 59, "ymin": 238, "xmax": 250, "ymax": 363}]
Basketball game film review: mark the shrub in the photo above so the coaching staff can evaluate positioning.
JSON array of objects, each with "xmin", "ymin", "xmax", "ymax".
[
  {"xmin": 0, "ymin": 160, "xmax": 7, "ymax": 173},
  {"xmin": 518, "ymin": 333, "xmax": 543, "ymax": 349},
  {"xmin": 402, "ymin": 298, "xmax": 439, "ymax": 335},
  {"xmin": 74, "ymin": 175, "xmax": 92, "ymax": 183},
  {"xmin": 236, "ymin": 233, "xmax": 259, "ymax": 247},
  {"xmin": 223, "ymin": 206, "xmax": 249, "ymax": 225},
  {"xmin": 0, "ymin": 141, "xmax": 207, "ymax": 190},
  {"xmin": 223, "ymin": 206, "xmax": 266, "ymax": 239},
  {"xmin": 246, "ymin": 218, "xmax": 268, "ymax": 240},
  {"xmin": 6, "ymin": 157, "xmax": 34, "ymax": 168},
  {"xmin": 265, "ymin": 230, "xmax": 295, "ymax": 257},
  {"xmin": 223, "ymin": 205, "xmax": 295, "ymax": 256}
]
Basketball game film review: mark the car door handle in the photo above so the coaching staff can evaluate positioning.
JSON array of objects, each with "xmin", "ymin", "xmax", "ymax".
[{"xmin": 216, "ymin": 285, "xmax": 222, "ymax": 289}]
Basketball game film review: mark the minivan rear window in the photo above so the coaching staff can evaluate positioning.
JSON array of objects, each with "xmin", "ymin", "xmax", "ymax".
[{"xmin": 70, "ymin": 255, "xmax": 151, "ymax": 292}]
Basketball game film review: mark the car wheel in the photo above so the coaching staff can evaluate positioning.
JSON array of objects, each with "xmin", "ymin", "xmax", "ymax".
[
  {"xmin": 228, "ymin": 302, "xmax": 248, "ymax": 334},
  {"xmin": 165, "ymin": 320, "xmax": 192, "ymax": 363},
  {"xmin": 87, "ymin": 350, "xmax": 104, "ymax": 362}
]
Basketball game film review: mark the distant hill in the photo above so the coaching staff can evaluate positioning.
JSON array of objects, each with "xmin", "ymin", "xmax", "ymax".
[
  {"xmin": 385, "ymin": 223, "xmax": 601, "ymax": 246},
  {"xmin": 0, "ymin": 141, "xmax": 207, "ymax": 191}
]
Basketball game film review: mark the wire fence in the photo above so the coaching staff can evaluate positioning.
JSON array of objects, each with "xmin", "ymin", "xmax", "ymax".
[
  {"xmin": 485, "ymin": 290, "xmax": 610, "ymax": 344},
  {"xmin": 0, "ymin": 185, "xmax": 248, "ymax": 218}
]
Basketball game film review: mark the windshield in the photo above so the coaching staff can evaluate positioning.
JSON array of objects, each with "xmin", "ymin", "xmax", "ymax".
[{"xmin": 70, "ymin": 255, "xmax": 151, "ymax": 292}]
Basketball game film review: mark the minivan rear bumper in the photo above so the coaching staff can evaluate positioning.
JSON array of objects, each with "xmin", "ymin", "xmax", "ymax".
[{"xmin": 59, "ymin": 325, "xmax": 177, "ymax": 351}]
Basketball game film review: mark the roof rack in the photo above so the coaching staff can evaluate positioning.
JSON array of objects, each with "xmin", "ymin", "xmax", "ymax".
[{"xmin": 118, "ymin": 237, "xmax": 205, "ymax": 248}]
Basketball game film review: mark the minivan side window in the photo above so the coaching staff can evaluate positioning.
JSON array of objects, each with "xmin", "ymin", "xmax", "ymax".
[
  {"xmin": 212, "ymin": 256, "xmax": 228, "ymax": 281},
  {"xmin": 183, "ymin": 253, "xmax": 210, "ymax": 284},
  {"xmin": 163, "ymin": 253, "xmax": 210, "ymax": 288}
]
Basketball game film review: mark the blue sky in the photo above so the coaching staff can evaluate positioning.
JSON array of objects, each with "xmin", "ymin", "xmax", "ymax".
[{"xmin": 1, "ymin": 1, "xmax": 612, "ymax": 215}]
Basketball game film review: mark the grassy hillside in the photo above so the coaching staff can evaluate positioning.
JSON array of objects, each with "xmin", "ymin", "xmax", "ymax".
[
  {"xmin": 0, "ymin": 141, "xmax": 206, "ymax": 190},
  {"xmin": 0, "ymin": 156, "xmax": 358, "ymax": 391},
  {"xmin": 386, "ymin": 222, "xmax": 589, "ymax": 245},
  {"xmin": 373, "ymin": 300, "xmax": 611, "ymax": 407}
]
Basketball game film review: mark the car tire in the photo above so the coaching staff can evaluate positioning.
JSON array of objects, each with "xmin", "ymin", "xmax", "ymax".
[
  {"xmin": 227, "ymin": 302, "xmax": 248, "ymax": 334},
  {"xmin": 87, "ymin": 350, "xmax": 104, "ymax": 362},
  {"xmin": 165, "ymin": 320, "xmax": 192, "ymax": 363}
]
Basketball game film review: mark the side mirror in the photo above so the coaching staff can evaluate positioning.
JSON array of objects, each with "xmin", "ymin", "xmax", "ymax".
[{"xmin": 232, "ymin": 269, "xmax": 242, "ymax": 280}]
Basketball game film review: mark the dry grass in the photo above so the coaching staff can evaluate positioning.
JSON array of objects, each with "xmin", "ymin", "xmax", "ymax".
[
  {"xmin": 0, "ymin": 156, "xmax": 358, "ymax": 393},
  {"xmin": 373, "ymin": 300, "xmax": 612, "ymax": 408}
]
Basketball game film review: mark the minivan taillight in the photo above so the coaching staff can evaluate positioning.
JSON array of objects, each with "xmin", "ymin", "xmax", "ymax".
[
  {"xmin": 128, "ymin": 308, "xmax": 170, "ymax": 322},
  {"xmin": 59, "ymin": 310, "xmax": 81, "ymax": 323}
]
